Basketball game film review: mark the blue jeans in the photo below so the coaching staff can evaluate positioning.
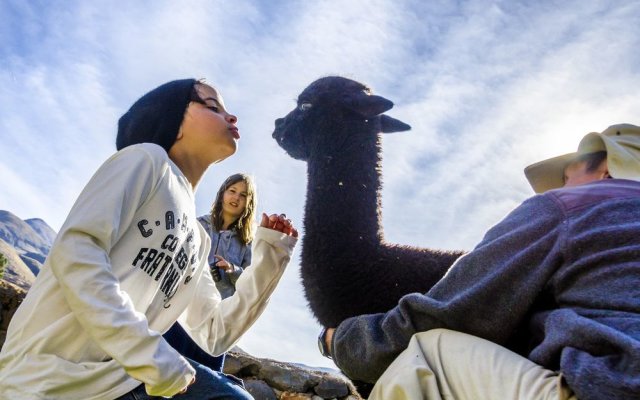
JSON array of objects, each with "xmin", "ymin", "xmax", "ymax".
[
  {"xmin": 116, "ymin": 357, "xmax": 252, "ymax": 399},
  {"xmin": 163, "ymin": 323, "xmax": 225, "ymax": 372}
]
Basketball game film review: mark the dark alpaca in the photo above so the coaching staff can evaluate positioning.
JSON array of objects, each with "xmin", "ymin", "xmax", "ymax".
[{"xmin": 273, "ymin": 76, "xmax": 465, "ymax": 328}]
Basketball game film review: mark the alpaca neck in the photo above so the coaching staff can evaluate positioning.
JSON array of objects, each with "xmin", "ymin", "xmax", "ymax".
[{"xmin": 304, "ymin": 133, "xmax": 383, "ymax": 244}]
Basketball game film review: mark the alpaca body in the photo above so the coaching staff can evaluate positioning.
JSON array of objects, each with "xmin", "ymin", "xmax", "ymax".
[{"xmin": 274, "ymin": 77, "xmax": 464, "ymax": 327}]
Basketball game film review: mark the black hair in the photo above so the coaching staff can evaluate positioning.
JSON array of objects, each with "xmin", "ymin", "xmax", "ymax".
[{"xmin": 190, "ymin": 84, "xmax": 205, "ymax": 104}]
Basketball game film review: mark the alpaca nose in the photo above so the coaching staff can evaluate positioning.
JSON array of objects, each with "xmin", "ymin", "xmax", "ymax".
[{"xmin": 273, "ymin": 118, "xmax": 285, "ymax": 138}]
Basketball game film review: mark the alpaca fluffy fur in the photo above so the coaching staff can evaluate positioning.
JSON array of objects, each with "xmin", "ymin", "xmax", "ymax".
[{"xmin": 273, "ymin": 76, "xmax": 464, "ymax": 328}]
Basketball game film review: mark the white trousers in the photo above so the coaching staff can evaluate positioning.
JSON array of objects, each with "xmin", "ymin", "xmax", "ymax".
[{"xmin": 368, "ymin": 329, "xmax": 577, "ymax": 400}]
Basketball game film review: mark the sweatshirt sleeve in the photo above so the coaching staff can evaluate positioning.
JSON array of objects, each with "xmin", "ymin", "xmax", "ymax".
[
  {"xmin": 49, "ymin": 145, "xmax": 194, "ymax": 397},
  {"xmin": 332, "ymin": 194, "xmax": 567, "ymax": 383},
  {"xmin": 180, "ymin": 227, "xmax": 296, "ymax": 355}
]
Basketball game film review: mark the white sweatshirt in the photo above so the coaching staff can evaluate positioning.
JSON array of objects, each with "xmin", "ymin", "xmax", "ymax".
[{"xmin": 0, "ymin": 144, "xmax": 297, "ymax": 399}]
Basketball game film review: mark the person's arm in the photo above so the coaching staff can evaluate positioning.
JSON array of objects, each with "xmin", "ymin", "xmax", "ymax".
[
  {"xmin": 50, "ymin": 145, "xmax": 193, "ymax": 397},
  {"xmin": 181, "ymin": 214, "xmax": 297, "ymax": 355},
  {"xmin": 227, "ymin": 240, "xmax": 252, "ymax": 286},
  {"xmin": 331, "ymin": 194, "xmax": 567, "ymax": 382}
]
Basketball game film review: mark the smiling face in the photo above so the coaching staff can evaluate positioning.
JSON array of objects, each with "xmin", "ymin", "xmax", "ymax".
[
  {"xmin": 174, "ymin": 83, "xmax": 240, "ymax": 165},
  {"xmin": 222, "ymin": 181, "xmax": 248, "ymax": 222},
  {"xmin": 210, "ymin": 173, "xmax": 257, "ymax": 238}
]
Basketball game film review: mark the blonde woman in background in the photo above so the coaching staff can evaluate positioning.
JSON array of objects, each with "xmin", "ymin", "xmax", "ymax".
[
  {"xmin": 201, "ymin": 173, "xmax": 257, "ymax": 299},
  {"xmin": 164, "ymin": 173, "xmax": 259, "ymax": 376}
]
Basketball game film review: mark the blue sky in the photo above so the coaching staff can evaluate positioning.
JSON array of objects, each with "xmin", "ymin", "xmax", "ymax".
[{"xmin": 1, "ymin": 0, "xmax": 640, "ymax": 369}]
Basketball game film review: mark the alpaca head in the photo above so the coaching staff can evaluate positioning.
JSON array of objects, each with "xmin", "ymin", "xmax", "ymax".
[{"xmin": 272, "ymin": 76, "xmax": 411, "ymax": 161}]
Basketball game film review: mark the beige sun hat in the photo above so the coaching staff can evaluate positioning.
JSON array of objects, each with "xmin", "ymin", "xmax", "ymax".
[{"xmin": 524, "ymin": 123, "xmax": 640, "ymax": 193}]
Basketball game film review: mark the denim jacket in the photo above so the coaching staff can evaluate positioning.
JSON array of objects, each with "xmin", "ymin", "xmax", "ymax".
[{"xmin": 198, "ymin": 214, "xmax": 252, "ymax": 299}]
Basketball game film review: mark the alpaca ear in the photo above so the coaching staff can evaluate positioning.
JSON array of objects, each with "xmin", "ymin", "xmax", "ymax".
[
  {"xmin": 380, "ymin": 115, "xmax": 411, "ymax": 133},
  {"xmin": 343, "ymin": 93, "xmax": 394, "ymax": 118}
]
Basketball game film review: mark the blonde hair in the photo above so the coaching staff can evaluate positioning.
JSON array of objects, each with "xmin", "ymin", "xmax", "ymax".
[{"xmin": 209, "ymin": 173, "xmax": 257, "ymax": 245}]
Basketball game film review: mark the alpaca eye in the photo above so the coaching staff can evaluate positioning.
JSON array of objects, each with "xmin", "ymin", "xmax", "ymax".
[{"xmin": 299, "ymin": 102, "xmax": 313, "ymax": 111}]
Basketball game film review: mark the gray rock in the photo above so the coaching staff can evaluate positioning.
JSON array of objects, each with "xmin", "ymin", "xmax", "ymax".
[
  {"xmin": 314, "ymin": 377, "xmax": 350, "ymax": 398},
  {"xmin": 244, "ymin": 378, "xmax": 277, "ymax": 400},
  {"xmin": 260, "ymin": 361, "xmax": 316, "ymax": 392},
  {"xmin": 224, "ymin": 351, "xmax": 362, "ymax": 399}
]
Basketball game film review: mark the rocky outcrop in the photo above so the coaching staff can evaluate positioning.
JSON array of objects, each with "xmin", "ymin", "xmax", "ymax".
[
  {"xmin": 225, "ymin": 350, "xmax": 361, "ymax": 399},
  {"xmin": 0, "ymin": 239, "xmax": 36, "ymax": 290},
  {"xmin": 0, "ymin": 280, "xmax": 27, "ymax": 348},
  {"xmin": 0, "ymin": 210, "xmax": 52, "ymax": 258},
  {"xmin": 24, "ymin": 218, "xmax": 57, "ymax": 248},
  {"xmin": 0, "ymin": 210, "xmax": 55, "ymax": 287}
]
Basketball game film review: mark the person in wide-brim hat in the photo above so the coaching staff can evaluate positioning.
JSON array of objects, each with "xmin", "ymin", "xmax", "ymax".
[
  {"xmin": 525, "ymin": 123, "xmax": 640, "ymax": 193},
  {"xmin": 328, "ymin": 122, "xmax": 640, "ymax": 400}
]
